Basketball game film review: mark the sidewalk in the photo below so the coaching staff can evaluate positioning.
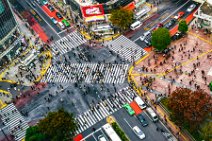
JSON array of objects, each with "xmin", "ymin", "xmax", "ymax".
[
  {"xmin": 128, "ymin": 54, "xmax": 193, "ymax": 141},
  {"xmin": 0, "ymin": 14, "xmax": 51, "ymax": 86}
]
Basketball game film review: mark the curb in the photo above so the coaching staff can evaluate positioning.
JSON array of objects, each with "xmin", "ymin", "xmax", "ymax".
[
  {"xmin": 0, "ymin": 99, "xmax": 7, "ymax": 110},
  {"xmin": 79, "ymin": 30, "xmax": 120, "ymax": 42},
  {"xmin": 34, "ymin": 50, "xmax": 52, "ymax": 83}
]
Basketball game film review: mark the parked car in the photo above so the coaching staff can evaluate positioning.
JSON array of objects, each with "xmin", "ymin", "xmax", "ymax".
[
  {"xmin": 42, "ymin": 0, "xmax": 48, "ymax": 5},
  {"xmin": 132, "ymin": 126, "xmax": 145, "ymax": 139},
  {"xmin": 172, "ymin": 31, "xmax": 185, "ymax": 40},
  {"xmin": 123, "ymin": 104, "xmax": 135, "ymax": 116},
  {"xmin": 58, "ymin": 22, "xmax": 65, "ymax": 29},
  {"xmin": 62, "ymin": 19, "xmax": 70, "ymax": 27},
  {"xmin": 56, "ymin": 12, "xmax": 63, "ymax": 19},
  {"xmin": 137, "ymin": 114, "xmax": 148, "ymax": 127},
  {"xmin": 98, "ymin": 135, "xmax": 107, "ymax": 141},
  {"xmin": 174, "ymin": 11, "xmax": 185, "ymax": 20},
  {"xmin": 186, "ymin": 4, "xmax": 196, "ymax": 12},
  {"xmin": 50, "ymin": 17, "xmax": 57, "ymax": 24},
  {"xmin": 47, "ymin": 4, "xmax": 54, "ymax": 12},
  {"xmin": 164, "ymin": 19, "xmax": 176, "ymax": 29}
]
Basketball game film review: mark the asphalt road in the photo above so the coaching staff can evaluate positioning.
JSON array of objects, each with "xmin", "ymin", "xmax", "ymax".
[
  {"xmin": 81, "ymin": 107, "xmax": 174, "ymax": 141},
  {"xmin": 17, "ymin": 0, "xmax": 61, "ymax": 40},
  {"xmin": 114, "ymin": 108, "xmax": 168, "ymax": 141},
  {"xmin": 130, "ymin": 0, "xmax": 197, "ymax": 48}
]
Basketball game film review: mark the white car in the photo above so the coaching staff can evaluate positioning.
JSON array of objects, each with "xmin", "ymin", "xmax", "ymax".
[
  {"xmin": 140, "ymin": 31, "xmax": 151, "ymax": 41},
  {"xmin": 98, "ymin": 135, "xmax": 107, "ymax": 141},
  {"xmin": 186, "ymin": 4, "xmax": 196, "ymax": 12},
  {"xmin": 133, "ymin": 126, "xmax": 145, "ymax": 139},
  {"xmin": 50, "ymin": 17, "xmax": 57, "ymax": 24}
]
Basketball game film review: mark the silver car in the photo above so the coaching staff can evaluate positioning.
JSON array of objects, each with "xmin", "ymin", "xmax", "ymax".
[
  {"xmin": 133, "ymin": 126, "xmax": 145, "ymax": 139},
  {"xmin": 186, "ymin": 4, "xmax": 196, "ymax": 12}
]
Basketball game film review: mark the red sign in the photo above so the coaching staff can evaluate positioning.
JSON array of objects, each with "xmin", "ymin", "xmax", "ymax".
[
  {"xmin": 81, "ymin": 4, "xmax": 104, "ymax": 18},
  {"xmin": 123, "ymin": 2, "xmax": 135, "ymax": 11}
]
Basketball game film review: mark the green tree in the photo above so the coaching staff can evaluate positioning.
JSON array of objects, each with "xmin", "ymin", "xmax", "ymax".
[
  {"xmin": 168, "ymin": 88, "xmax": 212, "ymax": 130},
  {"xmin": 109, "ymin": 9, "xmax": 133, "ymax": 31},
  {"xmin": 178, "ymin": 20, "xmax": 188, "ymax": 33},
  {"xmin": 37, "ymin": 109, "xmax": 78, "ymax": 141},
  {"xmin": 200, "ymin": 122, "xmax": 212, "ymax": 141},
  {"xmin": 25, "ymin": 126, "xmax": 48, "ymax": 141},
  {"xmin": 151, "ymin": 28, "xmax": 171, "ymax": 51}
]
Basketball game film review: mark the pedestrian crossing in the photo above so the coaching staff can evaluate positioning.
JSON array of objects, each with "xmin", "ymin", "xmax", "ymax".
[
  {"xmin": 105, "ymin": 35, "xmax": 147, "ymax": 62},
  {"xmin": 50, "ymin": 31, "xmax": 87, "ymax": 56},
  {"xmin": 0, "ymin": 103, "xmax": 29, "ymax": 141},
  {"xmin": 75, "ymin": 86, "xmax": 137, "ymax": 134},
  {"xmin": 41, "ymin": 63, "xmax": 129, "ymax": 84}
]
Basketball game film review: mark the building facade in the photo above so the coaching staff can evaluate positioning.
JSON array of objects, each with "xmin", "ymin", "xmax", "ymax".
[
  {"xmin": 0, "ymin": 0, "xmax": 23, "ymax": 69},
  {"xmin": 194, "ymin": 0, "xmax": 212, "ymax": 32}
]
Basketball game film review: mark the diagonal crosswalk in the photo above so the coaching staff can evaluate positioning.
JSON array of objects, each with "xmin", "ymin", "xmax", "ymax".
[
  {"xmin": 41, "ymin": 63, "xmax": 129, "ymax": 84},
  {"xmin": 50, "ymin": 31, "xmax": 87, "ymax": 56},
  {"xmin": 74, "ymin": 86, "xmax": 137, "ymax": 134},
  {"xmin": 0, "ymin": 103, "xmax": 29, "ymax": 141},
  {"xmin": 104, "ymin": 35, "xmax": 147, "ymax": 62}
]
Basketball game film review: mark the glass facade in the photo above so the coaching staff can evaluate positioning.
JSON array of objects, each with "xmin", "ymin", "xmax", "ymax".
[{"xmin": 0, "ymin": 0, "xmax": 17, "ymax": 41}]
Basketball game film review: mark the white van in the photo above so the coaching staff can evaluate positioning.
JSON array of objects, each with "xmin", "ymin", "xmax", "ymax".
[
  {"xmin": 58, "ymin": 22, "xmax": 65, "ymax": 29},
  {"xmin": 146, "ymin": 107, "xmax": 158, "ymax": 122},
  {"xmin": 130, "ymin": 21, "xmax": 142, "ymax": 30},
  {"xmin": 134, "ymin": 96, "xmax": 146, "ymax": 109}
]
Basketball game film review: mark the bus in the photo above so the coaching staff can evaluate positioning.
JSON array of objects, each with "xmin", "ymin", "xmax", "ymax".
[
  {"xmin": 102, "ymin": 123, "xmax": 121, "ymax": 141},
  {"xmin": 134, "ymin": 8, "xmax": 149, "ymax": 20}
]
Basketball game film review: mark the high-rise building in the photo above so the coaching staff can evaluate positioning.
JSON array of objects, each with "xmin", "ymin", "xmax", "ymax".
[
  {"xmin": 0, "ymin": 0, "xmax": 23, "ymax": 69},
  {"xmin": 0, "ymin": 0, "xmax": 17, "ymax": 41}
]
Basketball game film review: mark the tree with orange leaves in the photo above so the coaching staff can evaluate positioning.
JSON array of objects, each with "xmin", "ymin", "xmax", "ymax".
[{"xmin": 168, "ymin": 87, "xmax": 212, "ymax": 130}]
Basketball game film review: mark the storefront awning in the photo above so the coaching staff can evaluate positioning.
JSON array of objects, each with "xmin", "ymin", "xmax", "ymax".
[{"xmin": 84, "ymin": 15, "xmax": 105, "ymax": 22}]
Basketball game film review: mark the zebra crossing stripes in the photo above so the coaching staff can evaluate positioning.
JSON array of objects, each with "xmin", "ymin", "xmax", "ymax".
[
  {"xmin": 51, "ymin": 31, "xmax": 87, "ymax": 56},
  {"xmin": 75, "ymin": 87, "xmax": 137, "ymax": 134},
  {"xmin": 0, "ymin": 103, "xmax": 29, "ymax": 141},
  {"xmin": 41, "ymin": 63, "xmax": 129, "ymax": 84},
  {"xmin": 105, "ymin": 35, "xmax": 147, "ymax": 62}
]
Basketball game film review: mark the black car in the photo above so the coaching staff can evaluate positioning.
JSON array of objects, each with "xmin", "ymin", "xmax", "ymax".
[
  {"xmin": 56, "ymin": 12, "xmax": 63, "ymax": 19},
  {"xmin": 47, "ymin": 5, "xmax": 54, "ymax": 12},
  {"xmin": 164, "ymin": 19, "xmax": 176, "ymax": 29},
  {"xmin": 137, "ymin": 114, "xmax": 148, "ymax": 127}
]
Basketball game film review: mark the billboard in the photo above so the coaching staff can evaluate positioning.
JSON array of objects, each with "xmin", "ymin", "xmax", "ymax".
[{"xmin": 81, "ymin": 4, "xmax": 104, "ymax": 18}]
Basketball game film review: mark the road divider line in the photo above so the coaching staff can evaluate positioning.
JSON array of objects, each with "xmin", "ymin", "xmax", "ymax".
[
  {"xmin": 28, "ymin": 1, "xmax": 61, "ymax": 38},
  {"xmin": 133, "ymin": 0, "xmax": 191, "ymax": 42}
]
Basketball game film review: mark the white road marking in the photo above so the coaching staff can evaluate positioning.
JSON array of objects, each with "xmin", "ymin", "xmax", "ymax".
[
  {"xmin": 28, "ymin": 1, "xmax": 61, "ymax": 38},
  {"xmin": 133, "ymin": 0, "xmax": 191, "ymax": 42}
]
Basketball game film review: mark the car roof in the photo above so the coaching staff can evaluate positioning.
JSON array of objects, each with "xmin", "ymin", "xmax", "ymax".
[{"xmin": 133, "ymin": 126, "xmax": 141, "ymax": 132}]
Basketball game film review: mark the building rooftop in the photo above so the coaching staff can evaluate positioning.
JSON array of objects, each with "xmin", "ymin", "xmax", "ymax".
[{"xmin": 200, "ymin": 1, "xmax": 212, "ymax": 16}]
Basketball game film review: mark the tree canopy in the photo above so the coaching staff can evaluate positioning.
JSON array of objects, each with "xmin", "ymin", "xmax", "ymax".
[
  {"xmin": 168, "ymin": 88, "xmax": 212, "ymax": 130},
  {"xmin": 37, "ymin": 109, "xmax": 78, "ymax": 141},
  {"xmin": 109, "ymin": 9, "xmax": 133, "ymax": 31},
  {"xmin": 200, "ymin": 122, "xmax": 212, "ymax": 141},
  {"xmin": 25, "ymin": 126, "xmax": 48, "ymax": 141},
  {"xmin": 178, "ymin": 20, "xmax": 188, "ymax": 33},
  {"xmin": 151, "ymin": 28, "xmax": 171, "ymax": 51}
]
